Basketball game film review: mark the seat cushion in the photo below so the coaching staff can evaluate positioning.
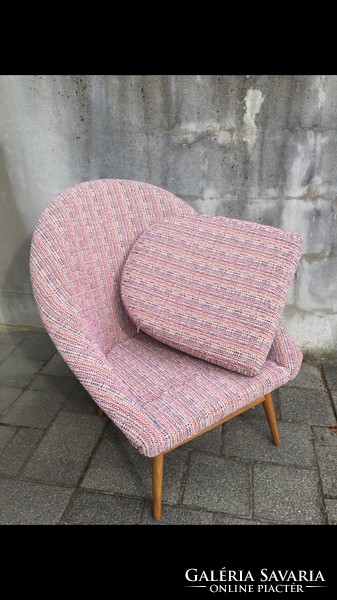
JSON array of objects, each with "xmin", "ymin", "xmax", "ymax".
[
  {"xmin": 102, "ymin": 331, "xmax": 297, "ymax": 456},
  {"xmin": 120, "ymin": 214, "xmax": 303, "ymax": 376}
]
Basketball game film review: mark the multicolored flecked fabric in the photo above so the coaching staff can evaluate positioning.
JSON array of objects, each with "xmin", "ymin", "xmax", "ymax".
[
  {"xmin": 103, "ymin": 324, "xmax": 301, "ymax": 455},
  {"xmin": 30, "ymin": 179, "xmax": 196, "ymax": 355},
  {"xmin": 121, "ymin": 215, "xmax": 303, "ymax": 377},
  {"xmin": 30, "ymin": 179, "xmax": 302, "ymax": 457}
]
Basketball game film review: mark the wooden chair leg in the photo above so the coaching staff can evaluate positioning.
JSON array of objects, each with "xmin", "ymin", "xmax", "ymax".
[
  {"xmin": 97, "ymin": 407, "xmax": 104, "ymax": 417},
  {"xmin": 263, "ymin": 392, "xmax": 280, "ymax": 446},
  {"xmin": 152, "ymin": 453, "xmax": 164, "ymax": 521}
]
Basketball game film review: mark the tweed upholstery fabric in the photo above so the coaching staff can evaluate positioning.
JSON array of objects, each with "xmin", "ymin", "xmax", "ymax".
[
  {"xmin": 121, "ymin": 214, "xmax": 303, "ymax": 377},
  {"xmin": 102, "ymin": 323, "xmax": 301, "ymax": 456},
  {"xmin": 30, "ymin": 179, "xmax": 196, "ymax": 357},
  {"xmin": 30, "ymin": 179, "xmax": 302, "ymax": 458}
]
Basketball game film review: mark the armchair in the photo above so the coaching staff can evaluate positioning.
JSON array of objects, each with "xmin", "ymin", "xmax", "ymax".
[{"xmin": 30, "ymin": 179, "xmax": 303, "ymax": 520}]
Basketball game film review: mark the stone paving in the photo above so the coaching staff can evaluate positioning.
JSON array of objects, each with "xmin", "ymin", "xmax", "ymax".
[{"xmin": 0, "ymin": 330, "xmax": 336, "ymax": 525}]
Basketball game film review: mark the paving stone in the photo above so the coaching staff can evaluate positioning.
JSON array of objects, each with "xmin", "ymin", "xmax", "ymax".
[
  {"xmin": 215, "ymin": 515, "xmax": 267, "ymax": 525},
  {"xmin": 61, "ymin": 382, "xmax": 98, "ymax": 414},
  {"xmin": 0, "ymin": 478, "xmax": 73, "ymax": 525},
  {"xmin": 11, "ymin": 335, "xmax": 56, "ymax": 361},
  {"xmin": 63, "ymin": 489, "xmax": 142, "ymax": 525},
  {"xmin": 0, "ymin": 344, "xmax": 16, "ymax": 363},
  {"xmin": 0, "ymin": 386, "xmax": 22, "ymax": 415},
  {"xmin": 312, "ymin": 426, "xmax": 337, "ymax": 446},
  {"xmin": 28, "ymin": 374, "xmax": 77, "ymax": 395},
  {"xmin": 1, "ymin": 332, "xmax": 336, "ymax": 526},
  {"xmin": 82, "ymin": 427, "xmax": 187, "ymax": 504},
  {"xmin": 321, "ymin": 360, "xmax": 337, "ymax": 392},
  {"xmin": 0, "ymin": 427, "xmax": 44, "ymax": 476},
  {"xmin": 40, "ymin": 353, "xmax": 75, "ymax": 377},
  {"xmin": 1, "ymin": 389, "xmax": 67, "ymax": 427},
  {"xmin": 332, "ymin": 393, "xmax": 337, "ymax": 415},
  {"xmin": 253, "ymin": 463, "xmax": 325, "ymax": 524},
  {"xmin": 183, "ymin": 453, "xmax": 251, "ymax": 516},
  {"xmin": 284, "ymin": 361, "xmax": 325, "ymax": 391},
  {"xmin": 183, "ymin": 424, "xmax": 222, "ymax": 454},
  {"xmin": 234, "ymin": 393, "xmax": 280, "ymax": 421},
  {"xmin": 0, "ymin": 357, "xmax": 44, "ymax": 387},
  {"xmin": 222, "ymin": 416, "xmax": 316, "ymax": 467},
  {"xmin": 315, "ymin": 445, "xmax": 337, "ymax": 497},
  {"xmin": 21, "ymin": 412, "xmax": 106, "ymax": 486},
  {"xmin": 0, "ymin": 424, "xmax": 17, "ymax": 452},
  {"xmin": 140, "ymin": 500, "xmax": 214, "ymax": 524},
  {"xmin": 0, "ymin": 333, "xmax": 27, "ymax": 345},
  {"xmin": 279, "ymin": 388, "xmax": 335, "ymax": 425},
  {"xmin": 100, "ymin": 420, "xmax": 125, "ymax": 441},
  {"xmin": 325, "ymin": 499, "xmax": 337, "ymax": 525}
]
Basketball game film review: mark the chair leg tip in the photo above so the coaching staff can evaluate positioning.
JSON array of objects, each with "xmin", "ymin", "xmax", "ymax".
[{"xmin": 153, "ymin": 507, "xmax": 162, "ymax": 521}]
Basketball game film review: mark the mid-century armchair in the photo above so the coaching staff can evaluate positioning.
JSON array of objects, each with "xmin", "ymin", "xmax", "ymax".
[{"xmin": 30, "ymin": 179, "xmax": 303, "ymax": 520}]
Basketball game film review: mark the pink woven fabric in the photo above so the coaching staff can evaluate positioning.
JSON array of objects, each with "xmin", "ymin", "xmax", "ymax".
[
  {"xmin": 102, "ymin": 324, "xmax": 301, "ymax": 455},
  {"xmin": 30, "ymin": 180, "xmax": 196, "ymax": 356},
  {"xmin": 30, "ymin": 179, "xmax": 303, "ymax": 457},
  {"xmin": 121, "ymin": 215, "xmax": 303, "ymax": 376}
]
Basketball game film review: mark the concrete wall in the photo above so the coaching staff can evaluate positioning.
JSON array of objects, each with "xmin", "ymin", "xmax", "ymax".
[{"xmin": 0, "ymin": 75, "xmax": 336, "ymax": 355}]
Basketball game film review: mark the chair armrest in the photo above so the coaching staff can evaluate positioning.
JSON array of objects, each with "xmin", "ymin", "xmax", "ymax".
[
  {"xmin": 267, "ymin": 321, "xmax": 303, "ymax": 380},
  {"xmin": 52, "ymin": 322, "xmax": 164, "ymax": 456}
]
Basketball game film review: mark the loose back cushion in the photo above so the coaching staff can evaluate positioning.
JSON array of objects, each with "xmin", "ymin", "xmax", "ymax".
[{"xmin": 120, "ymin": 215, "xmax": 303, "ymax": 376}]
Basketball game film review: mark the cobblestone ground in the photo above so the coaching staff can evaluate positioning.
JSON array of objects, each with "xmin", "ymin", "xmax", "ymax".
[{"xmin": 0, "ymin": 331, "xmax": 336, "ymax": 525}]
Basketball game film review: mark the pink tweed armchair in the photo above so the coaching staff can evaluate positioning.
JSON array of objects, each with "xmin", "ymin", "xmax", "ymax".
[{"xmin": 30, "ymin": 179, "xmax": 303, "ymax": 520}]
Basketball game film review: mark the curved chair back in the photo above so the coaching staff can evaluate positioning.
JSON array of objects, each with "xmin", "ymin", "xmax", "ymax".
[{"xmin": 30, "ymin": 179, "xmax": 196, "ymax": 359}]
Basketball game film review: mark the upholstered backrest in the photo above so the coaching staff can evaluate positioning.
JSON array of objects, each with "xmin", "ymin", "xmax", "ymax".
[
  {"xmin": 121, "ymin": 214, "xmax": 303, "ymax": 376},
  {"xmin": 30, "ymin": 180, "xmax": 196, "ymax": 355}
]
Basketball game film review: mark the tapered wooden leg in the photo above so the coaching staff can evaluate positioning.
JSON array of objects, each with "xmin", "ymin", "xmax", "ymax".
[
  {"xmin": 263, "ymin": 392, "xmax": 280, "ymax": 445},
  {"xmin": 152, "ymin": 453, "xmax": 164, "ymax": 521},
  {"xmin": 97, "ymin": 408, "xmax": 104, "ymax": 418}
]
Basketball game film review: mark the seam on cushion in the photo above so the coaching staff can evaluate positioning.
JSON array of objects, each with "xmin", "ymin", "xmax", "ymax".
[
  {"xmin": 105, "ymin": 337, "xmax": 212, "ymax": 404},
  {"xmin": 129, "ymin": 357, "xmax": 290, "ymax": 410},
  {"xmin": 129, "ymin": 372, "xmax": 212, "ymax": 407}
]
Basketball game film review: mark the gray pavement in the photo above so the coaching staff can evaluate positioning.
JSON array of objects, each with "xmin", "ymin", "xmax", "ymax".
[{"xmin": 0, "ymin": 329, "xmax": 337, "ymax": 525}]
